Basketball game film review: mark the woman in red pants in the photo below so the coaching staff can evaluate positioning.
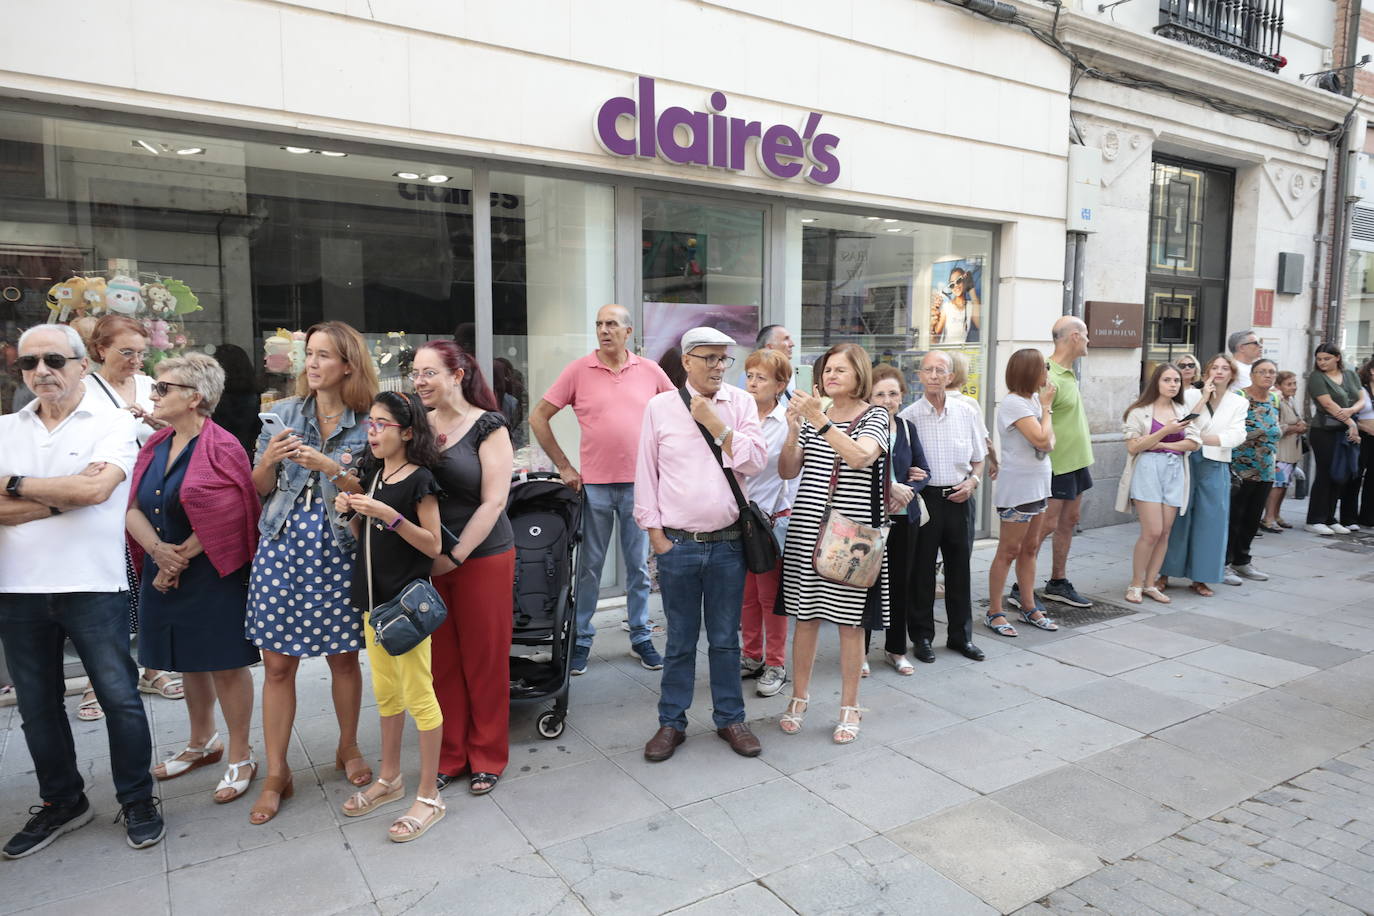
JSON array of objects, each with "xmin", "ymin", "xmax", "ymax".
[{"xmin": 411, "ymin": 341, "xmax": 515, "ymax": 796}]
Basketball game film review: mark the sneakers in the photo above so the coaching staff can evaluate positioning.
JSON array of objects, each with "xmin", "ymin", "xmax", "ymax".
[
  {"xmin": 1222, "ymin": 570, "xmax": 1243, "ymax": 586},
  {"xmin": 1348, "ymin": 524, "xmax": 1363, "ymax": 532},
  {"xmin": 1305, "ymin": 523, "xmax": 1335, "ymax": 536},
  {"xmin": 1330, "ymin": 524, "xmax": 1352, "ymax": 535},
  {"xmin": 740, "ymin": 655, "xmax": 765, "ymax": 679},
  {"xmin": 756, "ymin": 666, "xmax": 787, "ymax": 697},
  {"xmin": 2, "ymin": 794, "xmax": 93, "ymax": 859},
  {"xmin": 631, "ymin": 640, "xmax": 664, "ymax": 671},
  {"xmin": 569, "ymin": 644, "xmax": 589, "ymax": 676},
  {"xmin": 1042, "ymin": 579, "xmax": 1092, "ymax": 608},
  {"xmin": 116, "ymin": 797, "xmax": 165, "ymax": 850},
  {"xmin": 1232, "ymin": 563, "xmax": 1270, "ymax": 581}
]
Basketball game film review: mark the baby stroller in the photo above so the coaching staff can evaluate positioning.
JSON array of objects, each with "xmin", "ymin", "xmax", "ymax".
[{"xmin": 507, "ymin": 472, "xmax": 581, "ymax": 739}]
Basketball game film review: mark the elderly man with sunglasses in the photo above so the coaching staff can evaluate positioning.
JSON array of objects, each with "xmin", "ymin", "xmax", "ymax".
[{"xmin": 0, "ymin": 324, "xmax": 164, "ymax": 858}]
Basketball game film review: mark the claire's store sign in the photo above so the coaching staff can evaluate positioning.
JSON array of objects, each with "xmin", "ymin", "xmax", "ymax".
[{"xmin": 594, "ymin": 76, "xmax": 841, "ymax": 185}]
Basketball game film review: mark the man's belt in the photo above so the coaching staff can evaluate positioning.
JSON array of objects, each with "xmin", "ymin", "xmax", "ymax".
[{"xmin": 664, "ymin": 525, "xmax": 741, "ymax": 542}]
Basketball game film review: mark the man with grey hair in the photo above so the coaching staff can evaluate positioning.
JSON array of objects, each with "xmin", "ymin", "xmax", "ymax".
[
  {"xmin": 738, "ymin": 325, "xmax": 797, "ymax": 395},
  {"xmin": 530, "ymin": 304, "xmax": 674, "ymax": 676},
  {"xmin": 0, "ymin": 324, "xmax": 164, "ymax": 858},
  {"xmin": 1228, "ymin": 328, "xmax": 1262, "ymax": 390}
]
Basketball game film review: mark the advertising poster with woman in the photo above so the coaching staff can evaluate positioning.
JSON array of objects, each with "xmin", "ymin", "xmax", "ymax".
[{"xmin": 930, "ymin": 257, "xmax": 983, "ymax": 345}]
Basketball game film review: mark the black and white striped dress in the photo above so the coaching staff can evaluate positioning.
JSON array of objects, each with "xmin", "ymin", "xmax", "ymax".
[{"xmin": 780, "ymin": 406, "xmax": 890, "ymax": 628}]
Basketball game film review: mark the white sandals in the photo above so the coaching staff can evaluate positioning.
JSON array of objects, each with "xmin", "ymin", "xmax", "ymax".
[
  {"xmin": 389, "ymin": 795, "xmax": 446, "ymax": 843},
  {"xmin": 342, "ymin": 775, "xmax": 405, "ymax": 817},
  {"xmin": 155, "ymin": 732, "xmax": 223, "ymax": 780},
  {"xmin": 779, "ymin": 696, "xmax": 809, "ymax": 735},
  {"xmin": 834, "ymin": 706, "xmax": 865, "ymax": 745},
  {"xmin": 214, "ymin": 756, "xmax": 257, "ymax": 804},
  {"xmin": 885, "ymin": 653, "xmax": 915, "ymax": 675}
]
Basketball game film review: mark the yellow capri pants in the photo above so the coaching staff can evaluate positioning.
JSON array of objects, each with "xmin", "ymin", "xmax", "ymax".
[{"xmin": 363, "ymin": 612, "xmax": 444, "ymax": 732}]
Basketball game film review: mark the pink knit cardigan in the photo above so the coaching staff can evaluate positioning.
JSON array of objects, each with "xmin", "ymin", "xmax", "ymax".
[{"xmin": 128, "ymin": 419, "xmax": 261, "ymax": 577}]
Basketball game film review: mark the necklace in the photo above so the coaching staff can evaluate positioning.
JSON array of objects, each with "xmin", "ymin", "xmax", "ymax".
[
  {"xmin": 381, "ymin": 461, "xmax": 412, "ymax": 484},
  {"xmin": 318, "ymin": 409, "xmax": 343, "ymax": 421},
  {"xmin": 436, "ymin": 405, "xmax": 470, "ymax": 446}
]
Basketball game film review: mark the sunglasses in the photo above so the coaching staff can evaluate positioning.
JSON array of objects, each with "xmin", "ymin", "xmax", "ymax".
[
  {"xmin": 366, "ymin": 419, "xmax": 404, "ymax": 432},
  {"xmin": 1176, "ymin": 362, "xmax": 1196, "ymax": 369},
  {"xmin": 17, "ymin": 353, "xmax": 79, "ymax": 371},
  {"xmin": 152, "ymin": 380, "xmax": 197, "ymax": 397}
]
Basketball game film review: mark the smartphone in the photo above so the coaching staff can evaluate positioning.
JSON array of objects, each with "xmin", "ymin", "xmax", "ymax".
[
  {"xmin": 1180, "ymin": 412, "xmax": 1200, "ymax": 423},
  {"xmin": 258, "ymin": 412, "xmax": 291, "ymax": 438}
]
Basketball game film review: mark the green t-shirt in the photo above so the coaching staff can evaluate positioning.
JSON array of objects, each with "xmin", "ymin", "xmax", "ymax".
[{"xmin": 1047, "ymin": 359, "xmax": 1093, "ymax": 475}]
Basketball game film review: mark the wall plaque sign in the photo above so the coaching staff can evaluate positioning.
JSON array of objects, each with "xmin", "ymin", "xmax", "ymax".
[{"xmin": 1085, "ymin": 301, "xmax": 1144, "ymax": 349}]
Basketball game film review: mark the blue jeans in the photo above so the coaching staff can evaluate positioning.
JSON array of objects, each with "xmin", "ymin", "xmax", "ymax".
[
  {"xmin": 575, "ymin": 483, "xmax": 652, "ymax": 649},
  {"xmin": 0, "ymin": 592, "xmax": 154, "ymax": 806},
  {"xmin": 654, "ymin": 535, "xmax": 747, "ymax": 730}
]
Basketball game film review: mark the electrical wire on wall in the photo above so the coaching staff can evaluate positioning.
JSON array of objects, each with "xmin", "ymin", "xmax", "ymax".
[{"xmin": 941, "ymin": 0, "xmax": 1349, "ymax": 145}]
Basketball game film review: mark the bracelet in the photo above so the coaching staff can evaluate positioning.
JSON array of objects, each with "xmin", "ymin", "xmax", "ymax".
[
  {"xmin": 386, "ymin": 513, "xmax": 404, "ymax": 531},
  {"xmin": 816, "ymin": 421, "xmax": 834, "ymax": 436},
  {"xmin": 328, "ymin": 467, "xmax": 348, "ymax": 483}
]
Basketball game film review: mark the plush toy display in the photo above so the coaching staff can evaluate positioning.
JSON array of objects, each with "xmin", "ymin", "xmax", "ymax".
[
  {"xmin": 45, "ymin": 277, "xmax": 87, "ymax": 322},
  {"xmin": 104, "ymin": 276, "xmax": 144, "ymax": 315},
  {"xmin": 264, "ymin": 330, "xmax": 294, "ymax": 374},
  {"xmin": 289, "ymin": 330, "xmax": 307, "ymax": 376},
  {"xmin": 81, "ymin": 277, "xmax": 107, "ymax": 317},
  {"xmin": 141, "ymin": 282, "xmax": 176, "ymax": 316},
  {"xmin": 148, "ymin": 319, "xmax": 171, "ymax": 349}
]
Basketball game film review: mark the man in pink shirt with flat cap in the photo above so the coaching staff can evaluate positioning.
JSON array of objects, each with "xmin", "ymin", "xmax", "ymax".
[{"xmin": 635, "ymin": 327, "xmax": 767, "ymax": 762}]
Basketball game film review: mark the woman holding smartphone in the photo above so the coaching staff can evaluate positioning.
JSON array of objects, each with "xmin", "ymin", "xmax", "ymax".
[{"xmin": 244, "ymin": 321, "xmax": 379, "ymax": 824}]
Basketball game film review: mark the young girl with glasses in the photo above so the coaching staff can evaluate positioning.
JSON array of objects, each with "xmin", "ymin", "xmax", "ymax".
[{"xmin": 335, "ymin": 391, "xmax": 447, "ymax": 842}]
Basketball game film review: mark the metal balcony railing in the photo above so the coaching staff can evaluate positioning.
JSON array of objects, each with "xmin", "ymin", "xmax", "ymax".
[{"xmin": 1155, "ymin": 0, "xmax": 1285, "ymax": 72}]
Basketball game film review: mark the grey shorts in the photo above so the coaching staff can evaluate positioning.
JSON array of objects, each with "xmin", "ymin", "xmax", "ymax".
[{"xmin": 1130, "ymin": 451, "xmax": 1188, "ymax": 507}]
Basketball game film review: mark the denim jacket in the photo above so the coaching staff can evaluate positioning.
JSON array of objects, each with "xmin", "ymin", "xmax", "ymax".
[{"xmin": 255, "ymin": 395, "xmax": 369, "ymax": 552}]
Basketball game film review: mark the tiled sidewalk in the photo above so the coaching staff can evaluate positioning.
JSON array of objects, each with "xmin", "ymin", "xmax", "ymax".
[{"xmin": 3, "ymin": 508, "xmax": 1374, "ymax": 914}]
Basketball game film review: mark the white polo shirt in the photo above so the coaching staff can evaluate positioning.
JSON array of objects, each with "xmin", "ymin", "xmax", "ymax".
[{"xmin": 0, "ymin": 389, "xmax": 139, "ymax": 593}]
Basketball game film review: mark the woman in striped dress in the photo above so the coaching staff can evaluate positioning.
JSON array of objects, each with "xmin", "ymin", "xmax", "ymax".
[{"xmin": 778, "ymin": 343, "xmax": 889, "ymax": 744}]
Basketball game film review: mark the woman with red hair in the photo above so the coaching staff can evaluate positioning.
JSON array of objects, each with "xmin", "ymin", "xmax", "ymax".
[{"xmin": 410, "ymin": 342, "xmax": 514, "ymax": 796}]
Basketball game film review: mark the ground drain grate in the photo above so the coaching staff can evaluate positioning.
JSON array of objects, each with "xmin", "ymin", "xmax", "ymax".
[
  {"xmin": 1326, "ymin": 540, "xmax": 1374, "ymax": 555},
  {"xmin": 976, "ymin": 596, "xmax": 1140, "ymax": 628}
]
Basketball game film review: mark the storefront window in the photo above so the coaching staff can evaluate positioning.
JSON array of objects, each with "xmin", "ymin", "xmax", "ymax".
[
  {"xmin": 0, "ymin": 106, "xmax": 474, "ymax": 423},
  {"xmin": 639, "ymin": 194, "xmax": 764, "ymax": 378},
  {"xmin": 1345, "ymin": 248, "xmax": 1374, "ymax": 369},
  {"xmin": 785, "ymin": 209, "xmax": 994, "ymax": 403}
]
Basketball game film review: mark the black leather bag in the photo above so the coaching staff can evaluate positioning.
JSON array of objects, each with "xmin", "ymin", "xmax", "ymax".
[
  {"xmin": 363, "ymin": 476, "xmax": 448, "ymax": 656},
  {"xmin": 678, "ymin": 388, "xmax": 780, "ymax": 574}
]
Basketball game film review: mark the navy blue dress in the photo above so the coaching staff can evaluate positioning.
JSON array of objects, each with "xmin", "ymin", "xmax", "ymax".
[{"xmin": 136, "ymin": 436, "xmax": 260, "ymax": 673}]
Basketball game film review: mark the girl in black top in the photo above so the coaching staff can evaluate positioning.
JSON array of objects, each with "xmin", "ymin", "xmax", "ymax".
[{"xmin": 335, "ymin": 392, "xmax": 447, "ymax": 843}]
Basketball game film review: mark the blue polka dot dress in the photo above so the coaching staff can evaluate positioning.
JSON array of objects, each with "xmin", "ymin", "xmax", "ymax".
[{"xmin": 246, "ymin": 488, "xmax": 363, "ymax": 656}]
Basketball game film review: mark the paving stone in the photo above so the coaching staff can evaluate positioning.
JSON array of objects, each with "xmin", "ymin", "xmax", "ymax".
[
  {"xmin": 493, "ymin": 757, "xmax": 666, "ymax": 849},
  {"xmin": 1153, "ymin": 713, "xmax": 1335, "ymax": 786},
  {"xmin": 892, "ymin": 721, "xmax": 1065, "ymax": 794},
  {"xmin": 542, "ymin": 812, "xmax": 751, "ymax": 915},
  {"xmin": 1026, "ymin": 634, "xmax": 1162, "ymax": 675},
  {"xmin": 977, "ymin": 697, "xmax": 1141, "ymax": 761},
  {"xmin": 610, "ymin": 730, "xmax": 782, "ymax": 809},
  {"xmin": 1178, "ymin": 645, "xmax": 1320, "ymax": 688},
  {"xmin": 1095, "ymin": 622, "xmax": 1217, "ymax": 658},
  {"xmin": 670, "ymin": 883, "xmax": 795, "ymax": 915},
  {"xmin": 791, "ymin": 744, "xmax": 977, "ymax": 832},
  {"xmin": 1226, "ymin": 630, "xmax": 1365, "ymax": 670},
  {"xmin": 979, "ymin": 652, "xmax": 1107, "ymax": 696},
  {"xmin": 1138, "ymin": 611, "xmax": 1261, "ymax": 643},
  {"xmin": 1080, "ymin": 738, "xmax": 1271, "ymax": 819},
  {"xmin": 763, "ymin": 835, "xmax": 997, "ymax": 915},
  {"xmin": 374, "ymin": 853, "xmax": 585, "ymax": 916},
  {"xmin": 680, "ymin": 777, "xmax": 872, "ymax": 877},
  {"xmin": 6, "ymin": 874, "xmax": 169, "ymax": 916},
  {"xmin": 888, "ymin": 797, "xmax": 1101, "ymax": 914},
  {"xmin": 1053, "ymin": 678, "xmax": 1209, "ymax": 734},
  {"xmin": 994, "ymin": 765, "xmax": 1190, "ymax": 862},
  {"xmin": 1116, "ymin": 659, "xmax": 1268, "ymax": 709},
  {"xmin": 891, "ymin": 666, "xmax": 1039, "ymax": 719},
  {"xmin": 1221, "ymin": 692, "xmax": 1374, "ymax": 756},
  {"xmin": 1221, "ymin": 879, "xmax": 1307, "ymax": 916}
]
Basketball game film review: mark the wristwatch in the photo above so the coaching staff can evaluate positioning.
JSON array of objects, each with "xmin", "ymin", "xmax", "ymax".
[
  {"xmin": 5, "ymin": 475, "xmax": 22, "ymax": 499},
  {"xmin": 713, "ymin": 426, "xmax": 732, "ymax": 447}
]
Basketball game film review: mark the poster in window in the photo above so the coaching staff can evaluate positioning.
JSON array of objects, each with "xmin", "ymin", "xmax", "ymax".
[
  {"xmin": 641, "ymin": 301, "xmax": 758, "ymax": 365},
  {"xmin": 930, "ymin": 257, "xmax": 983, "ymax": 345}
]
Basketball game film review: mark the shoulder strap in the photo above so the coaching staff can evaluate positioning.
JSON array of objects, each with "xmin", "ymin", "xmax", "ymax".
[
  {"xmin": 91, "ymin": 373, "xmax": 122, "ymax": 408},
  {"xmin": 678, "ymin": 388, "xmax": 748, "ymax": 512},
  {"xmin": 364, "ymin": 472, "xmax": 378, "ymax": 611}
]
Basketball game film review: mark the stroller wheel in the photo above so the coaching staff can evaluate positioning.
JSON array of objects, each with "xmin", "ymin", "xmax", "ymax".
[{"xmin": 536, "ymin": 711, "xmax": 565, "ymax": 739}]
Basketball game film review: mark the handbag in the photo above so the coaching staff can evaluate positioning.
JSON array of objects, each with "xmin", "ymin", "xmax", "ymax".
[
  {"xmin": 811, "ymin": 414, "xmax": 890, "ymax": 590},
  {"xmin": 363, "ymin": 474, "xmax": 448, "ymax": 656},
  {"xmin": 1331, "ymin": 437, "xmax": 1361, "ymax": 485},
  {"xmin": 678, "ymin": 389, "xmax": 780, "ymax": 575}
]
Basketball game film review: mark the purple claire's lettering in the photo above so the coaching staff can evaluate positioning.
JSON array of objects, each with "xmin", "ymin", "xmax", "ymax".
[{"xmin": 593, "ymin": 77, "xmax": 842, "ymax": 185}]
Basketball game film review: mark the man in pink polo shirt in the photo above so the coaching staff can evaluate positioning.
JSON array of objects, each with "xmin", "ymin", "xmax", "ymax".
[
  {"xmin": 530, "ymin": 305, "xmax": 674, "ymax": 676},
  {"xmin": 635, "ymin": 327, "xmax": 768, "ymax": 762}
]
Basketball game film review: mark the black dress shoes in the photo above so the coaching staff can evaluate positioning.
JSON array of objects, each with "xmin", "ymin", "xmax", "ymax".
[
  {"xmin": 947, "ymin": 642, "xmax": 985, "ymax": 662},
  {"xmin": 912, "ymin": 640, "xmax": 936, "ymax": 663}
]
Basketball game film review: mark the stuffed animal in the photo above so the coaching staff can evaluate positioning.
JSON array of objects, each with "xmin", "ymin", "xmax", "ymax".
[
  {"xmin": 148, "ymin": 319, "xmax": 171, "ymax": 349},
  {"xmin": 81, "ymin": 277, "xmax": 107, "ymax": 317},
  {"xmin": 264, "ymin": 330, "xmax": 293, "ymax": 374},
  {"xmin": 104, "ymin": 276, "xmax": 143, "ymax": 316},
  {"xmin": 141, "ymin": 282, "xmax": 176, "ymax": 316},
  {"xmin": 45, "ymin": 277, "xmax": 86, "ymax": 322},
  {"xmin": 289, "ymin": 330, "xmax": 307, "ymax": 376}
]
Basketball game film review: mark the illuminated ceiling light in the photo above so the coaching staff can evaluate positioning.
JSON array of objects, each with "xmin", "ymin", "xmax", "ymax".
[
  {"xmin": 175, "ymin": 147, "xmax": 205, "ymax": 155},
  {"xmin": 865, "ymin": 216, "xmax": 880, "ymax": 221},
  {"xmin": 426, "ymin": 174, "xmax": 451, "ymax": 183},
  {"xmin": 394, "ymin": 171, "xmax": 421, "ymax": 180},
  {"xmin": 800, "ymin": 218, "xmax": 816, "ymax": 223},
  {"xmin": 882, "ymin": 218, "xmax": 898, "ymax": 223},
  {"xmin": 319, "ymin": 150, "xmax": 347, "ymax": 157},
  {"xmin": 885, "ymin": 228, "xmax": 902, "ymax": 232},
  {"xmin": 283, "ymin": 146, "xmax": 311, "ymax": 154},
  {"xmin": 133, "ymin": 140, "xmax": 160, "ymax": 155}
]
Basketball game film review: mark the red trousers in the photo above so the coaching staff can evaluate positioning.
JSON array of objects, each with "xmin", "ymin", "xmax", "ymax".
[
  {"xmin": 740, "ymin": 562, "xmax": 787, "ymax": 667},
  {"xmin": 431, "ymin": 548, "xmax": 514, "ymax": 777}
]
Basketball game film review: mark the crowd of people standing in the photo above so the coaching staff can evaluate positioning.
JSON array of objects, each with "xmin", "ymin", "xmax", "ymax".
[{"xmin": 2, "ymin": 307, "xmax": 1372, "ymax": 862}]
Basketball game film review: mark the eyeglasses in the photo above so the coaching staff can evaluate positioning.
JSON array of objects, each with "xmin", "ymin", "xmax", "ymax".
[
  {"xmin": 1176, "ymin": 362, "xmax": 1196, "ymax": 369},
  {"xmin": 407, "ymin": 369, "xmax": 442, "ymax": 383},
  {"xmin": 16, "ymin": 353, "xmax": 78, "ymax": 371},
  {"xmin": 686, "ymin": 353, "xmax": 736, "ymax": 369},
  {"xmin": 152, "ymin": 381, "xmax": 197, "ymax": 397},
  {"xmin": 116, "ymin": 348, "xmax": 147, "ymax": 362},
  {"xmin": 920, "ymin": 366, "xmax": 950, "ymax": 376},
  {"xmin": 366, "ymin": 419, "xmax": 403, "ymax": 432}
]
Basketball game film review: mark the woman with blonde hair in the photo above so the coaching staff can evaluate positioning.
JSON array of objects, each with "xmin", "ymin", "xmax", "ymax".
[
  {"xmin": 245, "ymin": 321, "xmax": 378, "ymax": 824},
  {"xmin": 1173, "ymin": 353, "xmax": 1202, "ymax": 390}
]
